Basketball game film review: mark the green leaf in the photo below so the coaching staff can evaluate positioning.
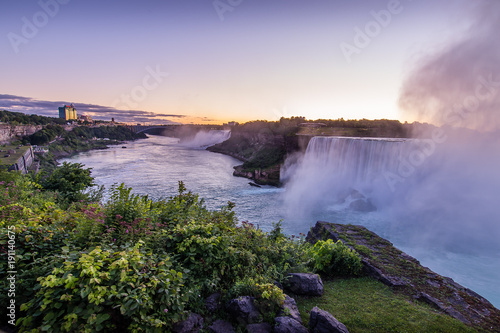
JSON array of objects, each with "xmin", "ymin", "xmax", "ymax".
[{"xmin": 96, "ymin": 313, "xmax": 110, "ymax": 325}]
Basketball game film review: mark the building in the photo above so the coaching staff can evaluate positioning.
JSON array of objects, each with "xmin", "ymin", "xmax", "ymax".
[
  {"xmin": 78, "ymin": 114, "xmax": 93, "ymax": 123},
  {"xmin": 59, "ymin": 104, "xmax": 77, "ymax": 121}
]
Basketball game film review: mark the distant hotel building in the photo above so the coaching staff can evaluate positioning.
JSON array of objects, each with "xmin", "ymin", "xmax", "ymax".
[{"xmin": 59, "ymin": 104, "xmax": 77, "ymax": 121}]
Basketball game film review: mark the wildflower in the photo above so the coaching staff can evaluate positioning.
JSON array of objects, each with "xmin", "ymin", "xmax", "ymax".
[{"xmin": 164, "ymin": 309, "xmax": 168, "ymax": 313}]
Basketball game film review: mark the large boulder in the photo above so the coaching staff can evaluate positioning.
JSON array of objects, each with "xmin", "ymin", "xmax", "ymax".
[
  {"xmin": 208, "ymin": 320, "xmax": 234, "ymax": 333},
  {"xmin": 172, "ymin": 312, "xmax": 204, "ymax": 333},
  {"xmin": 226, "ymin": 296, "xmax": 261, "ymax": 325},
  {"xmin": 274, "ymin": 316, "xmax": 308, "ymax": 333},
  {"xmin": 349, "ymin": 199, "xmax": 376, "ymax": 212},
  {"xmin": 284, "ymin": 273, "xmax": 324, "ymax": 296},
  {"xmin": 246, "ymin": 322, "xmax": 272, "ymax": 333},
  {"xmin": 309, "ymin": 307, "xmax": 349, "ymax": 333},
  {"xmin": 205, "ymin": 293, "xmax": 222, "ymax": 312},
  {"xmin": 278, "ymin": 295, "xmax": 302, "ymax": 323}
]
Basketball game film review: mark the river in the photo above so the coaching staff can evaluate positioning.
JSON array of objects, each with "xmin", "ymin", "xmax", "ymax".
[{"xmin": 61, "ymin": 134, "xmax": 500, "ymax": 308}]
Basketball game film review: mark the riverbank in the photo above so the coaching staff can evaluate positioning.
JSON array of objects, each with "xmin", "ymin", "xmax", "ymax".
[{"xmin": 36, "ymin": 126, "xmax": 147, "ymax": 171}]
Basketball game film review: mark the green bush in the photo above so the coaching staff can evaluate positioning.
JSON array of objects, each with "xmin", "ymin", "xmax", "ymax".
[
  {"xmin": 309, "ymin": 239, "xmax": 362, "ymax": 276},
  {"xmin": 19, "ymin": 242, "xmax": 190, "ymax": 332},
  {"xmin": 1, "ymin": 171, "xmax": 315, "ymax": 330},
  {"xmin": 228, "ymin": 277, "xmax": 286, "ymax": 323},
  {"xmin": 40, "ymin": 162, "xmax": 98, "ymax": 206}
]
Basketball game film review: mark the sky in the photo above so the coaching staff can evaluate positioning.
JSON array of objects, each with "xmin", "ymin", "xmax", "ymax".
[{"xmin": 0, "ymin": 0, "xmax": 478, "ymax": 124}]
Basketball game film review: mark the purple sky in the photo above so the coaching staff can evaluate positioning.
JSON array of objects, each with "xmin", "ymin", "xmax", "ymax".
[{"xmin": 0, "ymin": 0, "xmax": 477, "ymax": 124}]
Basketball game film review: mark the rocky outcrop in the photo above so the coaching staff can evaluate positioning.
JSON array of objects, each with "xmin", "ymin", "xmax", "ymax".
[
  {"xmin": 306, "ymin": 221, "xmax": 500, "ymax": 332},
  {"xmin": 279, "ymin": 295, "xmax": 302, "ymax": 323},
  {"xmin": 246, "ymin": 323, "xmax": 272, "ymax": 333},
  {"xmin": 233, "ymin": 164, "xmax": 281, "ymax": 186},
  {"xmin": 172, "ymin": 312, "xmax": 204, "ymax": 333},
  {"xmin": 349, "ymin": 199, "xmax": 376, "ymax": 212},
  {"xmin": 309, "ymin": 307, "xmax": 349, "ymax": 333},
  {"xmin": 283, "ymin": 273, "xmax": 324, "ymax": 296},
  {"xmin": 207, "ymin": 128, "xmax": 303, "ymax": 187},
  {"xmin": 208, "ymin": 320, "xmax": 234, "ymax": 333},
  {"xmin": 226, "ymin": 296, "xmax": 261, "ymax": 325},
  {"xmin": 0, "ymin": 124, "xmax": 42, "ymax": 144},
  {"xmin": 205, "ymin": 293, "xmax": 222, "ymax": 312},
  {"xmin": 274, "ymin": 316, "xmax": 308, "ymax": 333}
]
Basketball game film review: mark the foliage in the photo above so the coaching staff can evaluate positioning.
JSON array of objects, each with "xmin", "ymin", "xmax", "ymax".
[
  {"xmin": 19, "ymin": 242, "xmax": 189, "ymax": 332},
  {"xmin": 0, "ymin": 167, "xmax": 318, "ymax": 330},
  {"xmin": 40, "ymin": 162, "xmax": 97, "ymax": 205},
  {"xmin": 242, "ymin": 145, "xmax": 285, "ymax": 170},
  {"xmin": 0, "ymin": 110, "xmax": 66, "ymax": 126},
  {"xmin": 28, "ymin": 124, "xmax": 65, "ymax": 145},
  {"xmin": 1, "ymin": 163, "xmax": 474, "ymax": 332},
  {"xmin": 229, "ymin": 277, "xmax": 286, "ymax": 322},
  {"xmin": 309, "ymin": 239, "xmax": 362, "ymax": 276}
]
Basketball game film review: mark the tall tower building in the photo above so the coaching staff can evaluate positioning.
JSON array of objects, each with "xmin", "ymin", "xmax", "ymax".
[{"xmin": 58, "ymin": 104, "xmax": 77, "ymax": 121}]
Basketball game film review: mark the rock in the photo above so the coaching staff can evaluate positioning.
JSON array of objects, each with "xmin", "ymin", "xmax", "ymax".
[
  {"xmin": 284, "ymin": 273, "xmax": 324, "ymax": 296},
  {"xmin": 350, "ymin": 189, "xmax": 365, "ymax": 200},
  {"xmin": 172, "ymin": 312, "xmax": 204, "ymax": 333},
  {"xmin": 279, "ymin": 295, "xmax": 302, "ymax": 323},
  {"xmin": 309, "ymin": 307, "xmax": 349, "ymax": 333},
  {"xmin": 246, "ymin": 322, "xmax": 272, "ymax": 333},
  {"xmin": 306, "ymin": 221, "xmax": 342, "ymax": 244},
  {"xmin": 249, "ymin": 182, "xmax": 262, "ymax": 188},
  {"xmin": 273, "ymin": 281, "xmax": 283, "ymax": 290},
  {"xmin": 205, "ymin": 293, "xmax": 222, "ymax": 312},
  {"xmin": 414, "ymin": 292, "xmax": 446, "ymax": 311},
  {"xmin": 226, "ymin": 296, "xmax": 261, "ymax": 325},
  {"xmin": 274, "ymin": 316, "xmax": 308, "ymax": 333},
  {"xmin": 426, "ymin": 279, "xmax": 441, "ymax": 288},
  {"xmin": 349, "ymin": 199, "xmax": 376, "ymax": 212},
  {"xmin": 445, "ymin": 307, "xmax": 471, "ymax": 324},
  {"xmin": 362, "ymin": 259, "xmax": 407, "ymax": 288},
  {"xmin": 208, "ymin": 320, "xmax": 234, "ymax": 333}
]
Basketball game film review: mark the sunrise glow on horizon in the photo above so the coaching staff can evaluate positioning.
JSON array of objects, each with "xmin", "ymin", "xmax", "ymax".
[{"xmin": 0, "ymin": 0, "xmax": 473, "ymax": 125}]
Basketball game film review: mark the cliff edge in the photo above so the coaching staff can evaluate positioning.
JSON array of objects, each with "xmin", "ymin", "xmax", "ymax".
[{"xmin": 306, "ymin": 221, "xmax": 500, "ymax": 332}]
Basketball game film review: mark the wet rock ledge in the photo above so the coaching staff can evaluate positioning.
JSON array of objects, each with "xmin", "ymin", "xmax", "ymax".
[{"xmin": 306, "ymin": 221, "xmax": 500, "ymax": 332}]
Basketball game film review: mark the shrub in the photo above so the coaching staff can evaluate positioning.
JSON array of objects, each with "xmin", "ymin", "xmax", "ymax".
[
  {"xmin": 40, "ymin": 162, "xmax": 96, "ymax": 206},
  {"xmin": 228, "ymin": 277, "xmax": 285, "ymax": 324},
  {"xmin": 19, "ymin": 242, "xmax": 190, "ymax": 332},
  {"xmin": 309, "ymin": 239, "xmax": 362, "ymax": 276}
]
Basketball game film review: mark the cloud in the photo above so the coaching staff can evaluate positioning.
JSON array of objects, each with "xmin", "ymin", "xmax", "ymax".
[
  {"xmin": 0, "ymin": 94, "xmax": 185, "ymax": 125},
  {"xmin": 398, "ymin": 0, "xmax": 500, "ymax": 131}
]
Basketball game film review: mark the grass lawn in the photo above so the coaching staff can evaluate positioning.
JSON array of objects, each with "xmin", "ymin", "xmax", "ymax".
[
  {"xmin": 0, "ymin": 143, "xmax": 29, "ymax": 167},
  {"xmin": 294, "ymin": 277, "xmax": 478, "ymax": 333}
]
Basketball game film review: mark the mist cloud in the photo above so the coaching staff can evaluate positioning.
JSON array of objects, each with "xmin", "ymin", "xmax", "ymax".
[
  {"xmin": 392, "ymin": 0, "xmax": 500, "ymax": 253},
  {"xmin": 399, "ymin": 1, "xmax": 500, "ymax": 131}
]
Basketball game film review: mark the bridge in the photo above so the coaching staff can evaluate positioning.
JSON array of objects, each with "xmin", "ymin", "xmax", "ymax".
[{"xmin": 127, "ymin": 124, "xmax": 225, "ymax": 136}]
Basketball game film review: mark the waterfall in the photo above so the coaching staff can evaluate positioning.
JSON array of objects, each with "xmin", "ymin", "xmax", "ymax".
[
  {"xmin": 283, "ymin": 132, "xmax": 500, "ymax": 252},
  {"xmin": 282, "ymin": 133, "xmax": 500, "ymax": 308},
  {"xmin": 180, "ymin": 130, "xmax": 231, "ymax": 148},
  {"xmin": 282, "ymin": 136, "xmax": 415, "ymax": 215},
  {"xmin": 304, "ymin": 136, "xmax": 409, "ymax": 186}
]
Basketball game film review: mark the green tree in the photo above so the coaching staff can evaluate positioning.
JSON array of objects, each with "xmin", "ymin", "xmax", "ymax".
[{"xmin": 41, "ymin": 162, "xmax": 95, "ymax": 204}]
